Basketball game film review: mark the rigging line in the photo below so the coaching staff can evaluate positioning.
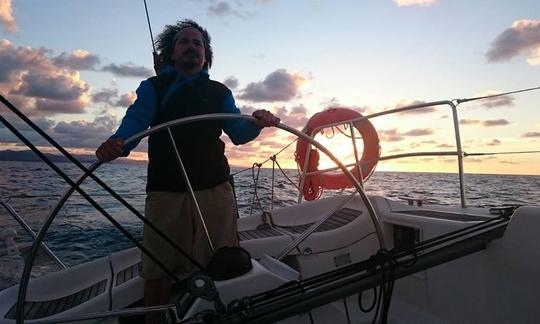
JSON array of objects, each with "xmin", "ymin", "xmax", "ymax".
[
  {"xmin": 464, "ymin": 150, "xmax": 540, "ymax": 157},
  {"xmin": 454, "ymin": 85, "xmax": 540, "ymax": 105},
  {"xmin": 230, "ymin": 138, "xmax": 298, "ymax": 176},
  {"xmin": 251, "ymin": 217, "xmax": 509, "ymax": 303},
  {"xmin": 0, "ymin": 94, "xmax": 204, "ymax": 271},
  {"xmin": 143, "ymin": 0, "xmax": 156, "ymax": 52},
  {"xmin": 274, "ymin": 158, "xmax": 300, "ymax": 191},
  {"xmin": 250, "ymin": 163, "xmax": 267, "ymax": 216},
  {"xmin": 258, "ymin": 138, "xmax": 299, "ymax": 166},
  {"xmin": 336, "ymin": 124, "xmax": 362, "ymax": 139},
  {"xmin": 254, "ymin": 216, "xmax": 506, "ymax": 304},
  {"xmin": 230, "ymin": 165, "xmax": 254, "ymax": 176}
]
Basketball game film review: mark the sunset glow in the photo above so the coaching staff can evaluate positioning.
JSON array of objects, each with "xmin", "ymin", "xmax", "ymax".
[{"xmin": 0, "ymin": 0, "xmax": 538, "ymax": 175}]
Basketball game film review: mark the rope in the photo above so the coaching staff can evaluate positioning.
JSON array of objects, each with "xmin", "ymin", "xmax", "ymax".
[
  {"xmin": 300, "ymin": 149, "xmax": 323, "ymax": 201},
  {"xmin": 324, "ymin": 127, "xmax": 335, "ymax": 139},
  {"xmin": 230, "ymin": 138, "xmax": 297, "ymax": 177},
  {"xmin": 258, "ymin": 138, "xmax": 299, "ymax": 166},
  {"xmin": 272, "ymin": 156, "xmax": 300, "ymax": 191},
  {"xmin": 230, "ymin": 165, "xmax": 255, "ymax": 176},
  {"xmin": 249, "ymin": 163, "xmax": 267, "ymax": 217},
  {"xmin": 336, "ymin": 124, "xmax": 363, "ymax": 139},
  {"xmin": 357, "ymin": 247, "xmax": 418, "ymax": 324}
]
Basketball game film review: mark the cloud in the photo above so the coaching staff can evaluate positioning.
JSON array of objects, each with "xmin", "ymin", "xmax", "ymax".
[
  {"xmin": 259, "ymin": 139, "xmax": 290, "ymax": 150},
  {"xmin": 92, "ymin": 88, "xmax": 135, "ymax": 107},
  {"xmin": 482, "ymin": 119, "xmax": 510, "ymax": 127},
  {"xmin": 459, "ymin": 119, "xmax": 480, "ymax": 125},
  {"xmin": 481, "ymin": 96, "xmax": 514, "ymax": 108},
  {"xmin": 486, "ymin": 19, "xmax": 540, "ymax": 65},
  {"xmin": 528, "ymin": 48, "xmax": 540, "ymax": 65},
  {"xmin": 499, "ymin": 160, "xmax": 519, "ymax": 165},
  {"xmin": 487, "ymin": 139, "xmax": 501, "ymax": 146},
  {"xmin": 466, "ymin": 158, "xmax": 487, "ymax": 163},
  {"xmin": 403, "ymin": 128, "xmax": 434, "ymax": 136},
  {"xmin": 0, "ymin": 115, "xmax": 55, "ymax": 146},
  {"xmin": 206, "ymin": 0, "xmax": 255, "ymax": 19},
  {"xmin": 437, "ymin": 143, "xmax": 453, "ymax": 148},
  {"xmin": 522, "ymin": 131, "xmax": 540, "ymax": 137},
  {"xmin": 322, "ymin": 97, "xmax": 372, "ymax": 115},
  {"xmin": 0, "ymin": 115, "xmax": 118, "ymax": 149},
  {"xmin": 0, "ymin": 39, "xmax": 51, "ymax": 82},
  {"xmin": 475, "ymin": 90, "xmax": 515, "ymax": 108},
  {"xmin": 273, "ymin": 105, "xmax": 308, "ymax": 129},
  {"xmin": 459, "ymin": 119, "xmax": 510, "ymax": 128},
  {"xmin": 0, "ymin": 40, "xmax": 93, "ymax": 115},
  {"xmin": 52, "ymin": 50, "xmax": 101, "ymax": 70},
  {"xmin": 52, "ymin": 115, "xmax": 119, "ymax": 148},
  {"xmin": 409, "ymin": 140, "xmax": 440, "ymax": 148},
  {"xmin": 223, "ymin": 76, "xmax": 239, "ymax": 90},
  {"xmin": 394, "ymin": 99, "xmax": 438, "ymax": 114},
  {"xmin": 0, "ymin": 39, "xmax": 151, "ymax": 117},
  {"xmin": 238, "ymin": 105, "xmax": 257, "ymax": 115},
  {"xmin": 101, "ymin": 63, "xmax": 153, "ymax": 78},
  {"xmin": 115, "ymin": 92, "xmax": 136, "ymax": 107},
  {"xmin": 11, "ymin": 71, "xmax": 89, "ymax": 101},
  {"xmin": 379, "ymin": 128, "xmax": 404, "ymax": 142},
  {"xmin": 238, "ymin": 69, "xmax": 305, "ymax": 102},
  {"xmin": 0, "ymin": 0, "xmax": 18, "ymax": 33},
  {"xmin": 378, "ymin": 127, "xmax": 434, "ymax": 143},
  {"xmin": 92, "ymin": 88, "xmax": 118, "ymax": 105},
  {"xmin": 393, "ymin": 0, "xmax": 438, "ymax": 7},
  {"xmin": 208, "ymin": 1, "xmax": 236, "ymax": 16},
  {"xmin": 34, "ymin": 98, "xmax": 87, "ymax": 114}
]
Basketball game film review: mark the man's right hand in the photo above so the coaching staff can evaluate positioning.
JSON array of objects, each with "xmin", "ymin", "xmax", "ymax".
[{"xmin": 96, "ymin": 138, "xmax": 124, "ymax": 162}]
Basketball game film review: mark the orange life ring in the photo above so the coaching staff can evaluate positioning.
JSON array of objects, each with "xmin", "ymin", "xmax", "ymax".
[{"xmin": 295, "ymin": 108, "xmax": 380, "ymax": 200}]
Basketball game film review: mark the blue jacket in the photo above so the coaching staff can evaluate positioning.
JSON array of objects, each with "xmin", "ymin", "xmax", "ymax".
[{"xmin": 112, "ymin": 69, "xmax": 261, "ymax": 155}]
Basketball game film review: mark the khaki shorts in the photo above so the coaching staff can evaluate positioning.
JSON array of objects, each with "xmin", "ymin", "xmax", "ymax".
[{"xmin": 140, "ymin": 181, "xmax": 239, "ymax": 280}]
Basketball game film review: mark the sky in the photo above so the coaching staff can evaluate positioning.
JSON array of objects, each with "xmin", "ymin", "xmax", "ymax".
[{"xmin": 0, "ymin": 0, "xmax": 539, "ymax": 175}]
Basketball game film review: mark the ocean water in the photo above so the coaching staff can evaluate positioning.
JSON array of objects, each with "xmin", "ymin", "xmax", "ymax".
[{"xmin": 1, "ymin": 160, "xmax": 539, "ymax": 288}]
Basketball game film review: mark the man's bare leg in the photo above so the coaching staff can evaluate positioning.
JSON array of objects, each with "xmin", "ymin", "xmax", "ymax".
[{"xmin": 145, "ymin": 278, "xmax": 171, "ymax": 324}]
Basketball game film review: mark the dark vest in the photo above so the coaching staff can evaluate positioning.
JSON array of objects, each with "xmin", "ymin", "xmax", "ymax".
[{"xmin": 146, "ymin": 73, "xmax": 230, "ymax": 192}]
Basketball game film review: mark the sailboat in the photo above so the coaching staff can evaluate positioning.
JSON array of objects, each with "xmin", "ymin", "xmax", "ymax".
[{"xmin": 0, "ymin": 89, "xmax": 539, "ymax": 323}]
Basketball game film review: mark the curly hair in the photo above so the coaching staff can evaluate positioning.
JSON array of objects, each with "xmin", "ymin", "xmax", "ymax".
[{"xmin": 154, "ymin": 19, "xmax": 213, "ymax": 71}]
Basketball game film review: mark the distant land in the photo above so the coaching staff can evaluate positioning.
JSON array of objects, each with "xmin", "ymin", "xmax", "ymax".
[{"xmin": 0, "ymin": 150, "xmax": 147, "ymax": 165}]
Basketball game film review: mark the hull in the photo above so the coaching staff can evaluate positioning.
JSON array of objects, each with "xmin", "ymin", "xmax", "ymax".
[{"xmin": 2, "ymin": 196, "xmax": 539, "ymax": 323}]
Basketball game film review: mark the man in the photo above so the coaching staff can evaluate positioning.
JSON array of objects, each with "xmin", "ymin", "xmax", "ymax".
[{"xmin": 95, "ymin": 19, "xmax": 279, "ymax": 323}]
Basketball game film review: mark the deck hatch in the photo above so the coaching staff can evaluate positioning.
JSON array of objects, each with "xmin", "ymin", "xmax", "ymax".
[
  {"xmin": 116, "ymin": 263, "xmax": 141, "ymax": 286},
  {"xmin": 238, "ymin": 227, "xmax": 284, "ymax": 241},
  {"xmin": 5, "ymin": 279, "xmax": 108, "ymax": 320},
  {"xmin": 238, "ymin": 208, "xmax": 362, "ymax": 241},
  {"xmin": 279, "ymin": 208, "xmax": 362, "ymax": 234}
]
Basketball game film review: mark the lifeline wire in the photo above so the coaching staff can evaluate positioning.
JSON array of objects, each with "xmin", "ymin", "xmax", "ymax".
[
  {"xmin": 464, "ymin": 150, "xmax": 540, "ymax": 157},
  {"xmin": 454, "ymin": 85, "xmax": 540, "ymax": 104}
]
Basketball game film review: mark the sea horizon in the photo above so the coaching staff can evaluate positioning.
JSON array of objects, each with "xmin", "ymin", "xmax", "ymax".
[{"xmin": 2, "ymin": 149, "xmax": 540, "ymax": 178}]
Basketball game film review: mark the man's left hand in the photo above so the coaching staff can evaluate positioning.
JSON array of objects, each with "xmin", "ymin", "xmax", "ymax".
[{"xmin": 252, "ymin": 109, "xmax": 280, "ymax": 128}]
